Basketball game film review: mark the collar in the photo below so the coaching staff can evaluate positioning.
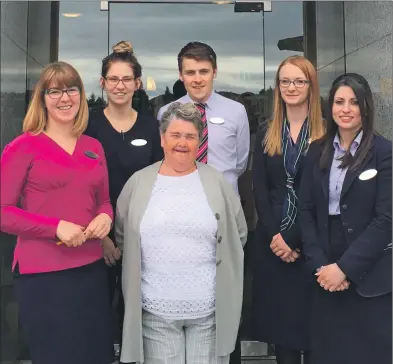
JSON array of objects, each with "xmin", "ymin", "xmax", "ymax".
[
  {"xmin": 183, "ymin": 91, "xmax": 217, "ymax": 109},
  {"xmin": 333, "ymin": 130, "xmax": 363, "ymax": 155}
]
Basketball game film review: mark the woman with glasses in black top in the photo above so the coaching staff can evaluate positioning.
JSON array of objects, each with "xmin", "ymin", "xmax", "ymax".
[{"xmin": 85, "ymin": 41, "xmax": 163, "ymax": 353}]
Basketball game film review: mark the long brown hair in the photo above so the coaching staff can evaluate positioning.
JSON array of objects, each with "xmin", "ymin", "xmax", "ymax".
[
  {"xmin": 23, "ymin": 61, "xmax": 88, "ymax": 136},
  {"xmin": 320, "ymin": 73, "xmax": 375, "ymax": 171},
  {"xmin": 264, "ymin": 56, "xmax": 324, "ymax": 156}
]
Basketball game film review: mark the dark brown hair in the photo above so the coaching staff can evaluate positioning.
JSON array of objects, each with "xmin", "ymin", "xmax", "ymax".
[
  {"xmin": 320, "ymin": 73, "xmax": 375, "ymax": 171},
  {"xmin": 177, "ymin": 42, "xmax": 217, "ymax": 72},
  {"xmin": 101, "ymin": 41, "xmax": 142, "ymax": 79}
]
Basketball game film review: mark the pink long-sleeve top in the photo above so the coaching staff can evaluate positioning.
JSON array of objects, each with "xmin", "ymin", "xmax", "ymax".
[{"xmin": 0, "ymin": 132, "xmax": 113, "ymax": 274}]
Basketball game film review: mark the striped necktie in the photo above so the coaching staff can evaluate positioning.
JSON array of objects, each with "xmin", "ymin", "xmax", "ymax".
[{"xmin": 195, "ymin": 103, "xmax": 208, "ymax": 163}]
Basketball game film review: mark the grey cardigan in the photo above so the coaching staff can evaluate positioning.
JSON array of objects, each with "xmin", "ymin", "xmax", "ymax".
[{"xmin": 115, "ymin": 161, "xmax": 247, "ymax": 363}]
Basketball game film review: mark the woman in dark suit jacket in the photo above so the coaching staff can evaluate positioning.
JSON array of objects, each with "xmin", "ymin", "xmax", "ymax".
[
  {"xmin": 252, "ymin": 56, "xmax": 325, "ymax": 364},
  {"xmin": 299, "ymin": 73, "xmax": 392, "ymax": 364}
]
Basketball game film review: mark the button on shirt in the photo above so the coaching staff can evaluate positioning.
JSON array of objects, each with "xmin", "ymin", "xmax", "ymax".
[
  {"xmin": 329, "ymin": 131, "xmax": 363, "ymax": 215},
  {"xmin": 157, "ymin": 92, "xmax": 250, "ymax": 195}
]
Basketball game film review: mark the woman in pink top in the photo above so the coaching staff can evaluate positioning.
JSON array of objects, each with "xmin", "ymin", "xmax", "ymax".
[{"xmin": 0, "ymin": 62, "xmax": 114, "ymax": 364}]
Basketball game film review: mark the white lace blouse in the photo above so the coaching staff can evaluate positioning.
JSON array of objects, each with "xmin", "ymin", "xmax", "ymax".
[{"xmin": 140, "ymin": 170, "xmax": 218, "ymax": 320}]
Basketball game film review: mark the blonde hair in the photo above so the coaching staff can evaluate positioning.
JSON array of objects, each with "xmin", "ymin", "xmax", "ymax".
[
  {"xmin": 264, "ymin": 56, "xmax": 325, "ymax": 156},
  {"xmin": 23, "ymin": 61, "xmax": 88, "ymax": 137}
]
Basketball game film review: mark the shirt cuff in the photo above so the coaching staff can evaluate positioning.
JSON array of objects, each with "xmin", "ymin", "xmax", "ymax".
[
  {"xmin": 97, "ymin": 205, "xmax": 114, "ymax": 223},
  {"xmin": 45, "ymin": 217, "xmax": 61, "ymax": 239}
]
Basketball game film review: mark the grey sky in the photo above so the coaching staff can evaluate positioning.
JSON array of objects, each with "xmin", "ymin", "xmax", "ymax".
[{"xmin": 58, "ymin": 1, "xmax": 303, "ymax": 98}]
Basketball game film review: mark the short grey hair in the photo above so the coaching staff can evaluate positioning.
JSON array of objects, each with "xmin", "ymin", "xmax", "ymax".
[{"xmin": 160, "ymin": 102, "xmax": 204, "ymax": 140}]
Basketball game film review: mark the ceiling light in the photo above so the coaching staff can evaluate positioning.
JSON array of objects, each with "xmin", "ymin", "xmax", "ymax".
[
  {"xmin": 215, "ymin": 1, "xmax": 232, "ymax": 4},
  {"xmin": 62, "ymin": 13, "xmax": 82, "ymax": 18}
]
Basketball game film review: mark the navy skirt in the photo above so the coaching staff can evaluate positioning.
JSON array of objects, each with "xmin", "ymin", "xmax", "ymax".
[
  {"xmin": 310, "ymin": 216, "xmax": 392, "ymax": 364},
  {"xmin": 252, "ymin": 216, "xmax": 313, "ymax": 351},
  {"xmin": 14, "ymin": 259, "xmax": 115, "ymax": 364}
]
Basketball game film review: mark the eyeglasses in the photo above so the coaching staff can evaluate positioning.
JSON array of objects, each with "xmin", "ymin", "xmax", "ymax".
[
  {"xmin": 104, "ymin": 76, "xmax": 135, "ymax": 86},
  {"xmin": 279, "ymin": 79, "xmax": 309, "ymax": 88},
  {"xmin": 45, "ymin": 87, "xmax": 80, "ymax": 99}
]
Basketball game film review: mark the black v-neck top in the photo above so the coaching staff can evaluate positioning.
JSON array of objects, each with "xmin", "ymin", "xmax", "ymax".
[{"xmin": 85, "ymin": 108, "xmax": 163, "ymax": 212}]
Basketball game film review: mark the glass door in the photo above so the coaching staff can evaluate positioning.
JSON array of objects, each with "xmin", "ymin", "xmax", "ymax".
[
  {"xmin": 107, "ymin": 1, "xmax": 304, "ymax": 360},
  {"xmin": 108, "ymin": 1, "xmax": 266, "ymax": 123},
  {"xmin": 108, "ymin": 0, "xmax": 267, "ymax": 231},
  {"xmin": 108, "ymin": 3, "xmax": 266, "ymax": 359}
]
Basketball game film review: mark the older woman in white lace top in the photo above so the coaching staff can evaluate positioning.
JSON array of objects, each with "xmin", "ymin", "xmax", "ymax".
[{"xmin": 115, "ymin": 102, "xmax": 247, "ymax": 364}]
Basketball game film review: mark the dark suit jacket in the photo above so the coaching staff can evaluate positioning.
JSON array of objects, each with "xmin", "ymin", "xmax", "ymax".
[
  {"xmin": 253, "ymin": 122, "xmax": 305, "ymax": 249},
  {"xmin": 299, "ymin": 134, "xmax": 392, "ymax": 296}
]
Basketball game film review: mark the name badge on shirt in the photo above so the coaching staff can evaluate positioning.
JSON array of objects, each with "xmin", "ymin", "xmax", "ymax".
[
  {"xmin": 84, "ymin": 150, "xmax": 98, "ymax": 159},
  {"xmin": 131, "ymin": 139, "xmax": 147, "ymax": 146},
  {"xmin": 359, "ymin": 169, "xmax": 378, "ymax": 181},
  {"xmin": 209, "ymin": 117, "xmax": 224, "ymax": 124}
]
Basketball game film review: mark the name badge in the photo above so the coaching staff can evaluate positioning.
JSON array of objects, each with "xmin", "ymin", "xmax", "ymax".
[
  {"xmin": 84, "ymin": 150, "xmax": 98, "ymax": 159},
  {"xmin": 209, "ymin": 117, "xmax": 224, "ymax": 124},
  {"xmin": 359, "ymin": 169, "xmax": 378, "ymax": 181},
  {"xmin": 131, "ymin": 139, "xmax": 147, "ymax": 146}
]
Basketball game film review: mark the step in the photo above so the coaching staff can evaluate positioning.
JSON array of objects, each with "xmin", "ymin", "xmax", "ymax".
[{"xmin": 241, "ymin": 341, "xmax": 269, "ymax": 357}]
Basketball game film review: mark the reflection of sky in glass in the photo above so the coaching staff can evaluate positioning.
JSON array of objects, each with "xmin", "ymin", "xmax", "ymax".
[
  {"xmin": 59, "ymin": 1, "xmax": 108, "ymax": 99},
  {"xmin": 58, "ymin": 1, "xmax": 303, "ymax": 99}
]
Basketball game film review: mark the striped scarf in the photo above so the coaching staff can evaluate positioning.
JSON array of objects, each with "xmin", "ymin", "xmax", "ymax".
[{"xmin": 280, "ymin": 119, "xmax": 309, "ymax": 231}]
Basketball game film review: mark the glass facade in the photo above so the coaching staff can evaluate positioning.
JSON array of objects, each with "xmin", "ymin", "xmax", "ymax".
[
  {"xmin": 57, "ymin": 1, "xmax": 303, "ymax": 122},
  {"xmin": 58, "ymin": 1, "xmax": 109, "ymax": 104},
  {"xmin": 1, "ymin": 3, "xmax": 57, "ymax": 361},
  {"xmin": 0, "ymin": 1, "xmax": 391, "ymax": 362}
]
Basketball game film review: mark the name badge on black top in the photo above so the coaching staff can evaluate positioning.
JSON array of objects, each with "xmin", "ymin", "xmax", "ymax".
[
  {"xmin": 84, "ymin": 150, "xmax": 98, "ymax": 159},
  {"xmin": 131, "ymin": 139, "xmax": 147, "ymax": 146}
]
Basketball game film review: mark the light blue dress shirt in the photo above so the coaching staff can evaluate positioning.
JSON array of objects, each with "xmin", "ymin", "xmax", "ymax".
[
  {"xmin": 329, "ymin": 130, "xmax": 363, "ymax": 215},
  {"xmin": 157, "ymin": 92, "xmax": 250, "ymax": 195}
]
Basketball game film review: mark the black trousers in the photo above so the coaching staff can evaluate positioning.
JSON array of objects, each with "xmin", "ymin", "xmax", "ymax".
[
  {"xmin": 229, "ymin": 334, "xmax": 241, "ymax": 363},
  {"xmin": 107, "ymin": 259, "xmax": 125, "ymax": 343}
]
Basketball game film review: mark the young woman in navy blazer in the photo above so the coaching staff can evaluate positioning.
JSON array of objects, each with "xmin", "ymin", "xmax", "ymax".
[
  {"xmin": 252, "ymin": 56, "xmax": 325, "ymax": 364},
  {"xmin": 300, "ymin": 73, "xmax": 392, "ymax": 364}
]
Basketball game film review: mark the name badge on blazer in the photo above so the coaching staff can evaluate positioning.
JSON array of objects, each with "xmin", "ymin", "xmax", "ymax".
[
  {"xmin": 84, "ymin": 150, "xmax": 98, "ymax": 159},
  {"xmin": 131, "ymin": 139, "xmax": 147, "ymax": 146},
  {"xmin": 209, "ymin": 117, "xmax": 224, "ymax": 124},
  {"xmin": 359, "ymin": 169, "xmax": 378, "ymax": 181}
]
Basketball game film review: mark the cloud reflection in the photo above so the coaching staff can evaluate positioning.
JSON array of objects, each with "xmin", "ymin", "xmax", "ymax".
[{"xmin": 56, "ymin": 1, "xmax": 304, "ymax": 97}]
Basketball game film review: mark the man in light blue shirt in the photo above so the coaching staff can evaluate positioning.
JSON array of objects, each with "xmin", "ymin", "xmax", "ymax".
[{"xmin": 157, "ymin": 41, "xmax": 250, "ymax": 195}]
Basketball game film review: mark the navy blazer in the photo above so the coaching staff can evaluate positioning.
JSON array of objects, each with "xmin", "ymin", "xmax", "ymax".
[
  {"xmin": 299, "ymin": 134, "xmax": 392, "ymax": 296},
  {"xmin": 252, "ymin": 122, "xmax": 306, "ymax": 250}
]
